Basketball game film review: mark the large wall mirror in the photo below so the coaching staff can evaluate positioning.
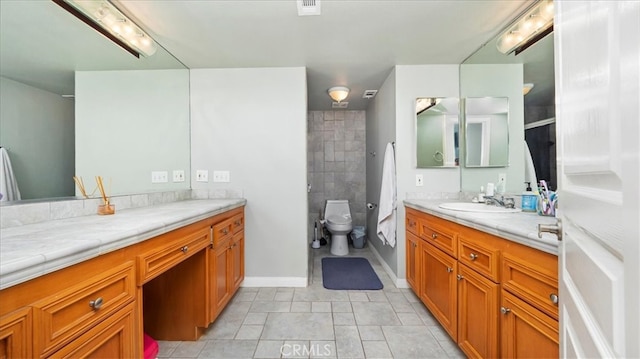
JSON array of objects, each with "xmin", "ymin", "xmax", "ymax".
[
  {"xmin": 464, "ymin": 97, "xmax": 509, "ymax": 167},
  {"xmin": 0, "ymin": 1, "xmax": 189, "ymax": 203},
  {"xmin": 416, "ymin": 97, "xmax": 460, "ymax": 168},
  {"xmin": 459, "ymin": 5, "xmax": 554, "ymax": 192}
]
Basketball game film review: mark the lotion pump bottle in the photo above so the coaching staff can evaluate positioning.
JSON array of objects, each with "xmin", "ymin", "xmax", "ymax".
[{"xmin": 521, "ymin": 182, "xmax": 537, "ymax": 212}]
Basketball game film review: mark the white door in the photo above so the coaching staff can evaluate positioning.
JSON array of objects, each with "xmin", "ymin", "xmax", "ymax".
[{"xmin": 554, "ymin": 1, "xmax": 639, "ymax": 358}]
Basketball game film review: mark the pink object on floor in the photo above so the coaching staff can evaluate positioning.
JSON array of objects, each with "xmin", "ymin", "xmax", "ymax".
[{"xmin": 143, "ymin": 333, "xmax": 159, "ymax": 359}]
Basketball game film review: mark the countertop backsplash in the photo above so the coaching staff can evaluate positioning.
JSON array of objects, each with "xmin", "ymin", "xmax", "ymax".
[{"xmin": 0, "ymin": 188, "xmax": 244, "ymax": 229}]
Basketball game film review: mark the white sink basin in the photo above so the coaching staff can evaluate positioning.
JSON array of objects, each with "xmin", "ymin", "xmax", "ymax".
[{"xmin": 438, "ymin": 202, "xmax": 522, "ymax": 213}]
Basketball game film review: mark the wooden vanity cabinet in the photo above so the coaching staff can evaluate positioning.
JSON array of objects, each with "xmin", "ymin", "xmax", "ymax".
[
  {"xmin": 405, "ymin": 207, "xmax": 559, "ymax": 358},
  {"xmin": 0, "ymin": 205, "xmax": 246, "ymax": 359},
  {"xmin": 207, "ymin": 207, "xmax": 245, "ymax": 324}
]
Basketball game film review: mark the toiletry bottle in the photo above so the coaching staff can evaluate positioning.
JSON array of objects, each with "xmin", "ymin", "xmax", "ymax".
[
  {"xmin": 478, "ymin": 186, "xmax": 485, "ymax": 203},
  {"xmin": 521, "ymin": 182, "xmax": 537, "ymax": 212}
]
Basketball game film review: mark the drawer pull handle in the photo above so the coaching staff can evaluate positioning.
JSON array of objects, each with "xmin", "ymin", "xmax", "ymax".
[
  {"xmin": 500, "ymin": 307, "xmax": 511, "ymax": 315},
  {"xmin": 181, "ymin": 246, "xmax": 188, "ymax": 253},
  {"xmin": 550, "ymin": 293, "xmax": 559, "ymax": 304},
  {"xmin": 446, "ymin": 267, "xmax": 453, "ymax": 273},
  {"xmin": 469, "ymin": 253, "xmax": 478, "ymax": 261},
  {"xmin": 431, "ymin": 233, "xmax": 438, "ymax": 239},
  {"xmin": 222, "ymin": 228, "xmax": 229, "ymax": 235},
  {"xmin": 456, "ymin": 274, "xmax": 464, "ymax": 280},
  {"xmin": 89, "ymin": 297, "xmax": 104, "ymax": 310}
]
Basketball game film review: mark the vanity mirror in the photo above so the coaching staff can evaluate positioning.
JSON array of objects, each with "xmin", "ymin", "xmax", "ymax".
[
  {"xmin": 464, "ymin": 97, "xmax": 509, "ymax": 167},
  {"xmin": 416, "ymin": 97, "xmax": 460, "ymax": 168},
  {"xmin": 459, "ymin": 4, "xmax": 554, "ymax": 192},
  {"xmin": 0, "ymin": 1, "xmax": 189, "ymax": 203}
]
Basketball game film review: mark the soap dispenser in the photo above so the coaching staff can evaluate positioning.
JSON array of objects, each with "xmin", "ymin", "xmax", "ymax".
[
  {"xmin": 521, "ymin": 182, "xmax": 537, "ymax": 212},
  {"xmin": 478, "ymin": 186, "xmax": 485, "ymax": 203}
]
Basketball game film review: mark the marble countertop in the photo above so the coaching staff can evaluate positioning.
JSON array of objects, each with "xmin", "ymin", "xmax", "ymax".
[
  {"xmin": 404, "ymin": 199, "xmax": 559, "ymax": 255},
  {"xmin": 0, "ymin": 199, "xmax": 246, "ymax": 290}
]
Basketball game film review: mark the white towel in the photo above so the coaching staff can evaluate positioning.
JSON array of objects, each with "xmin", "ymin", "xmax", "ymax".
[
  {"xmin": 377, "ymin": 143, "xmax": 397, "ymax": 247},
  {"xmin": 524, "ymin": 140, "xmax": 538, "ymax": 187},
  {"xmin": 0, "ymin": 147, "xmax": 21, "ymax": 201}
]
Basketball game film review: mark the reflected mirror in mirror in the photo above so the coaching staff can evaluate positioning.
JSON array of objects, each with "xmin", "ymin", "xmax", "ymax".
[
  {"xmin": 0, "ymin": 1, "xmax": 189, "ymax": 203},
  {"xmin": 464, "ymin": 97, "xmax": 509, "ymax": 167},
  {"xmin": 416, "ymin": 97, "xmax": 460, "ymax": 168}
]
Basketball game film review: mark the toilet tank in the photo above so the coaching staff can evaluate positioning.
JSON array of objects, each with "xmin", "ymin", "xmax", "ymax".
[{"xmin": 325, "ymin": 200, "xmax": 351, "ymax": 219}]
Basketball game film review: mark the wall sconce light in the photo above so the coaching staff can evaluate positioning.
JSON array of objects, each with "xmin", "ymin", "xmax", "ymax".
[
  {"xmin": 328, "ymin": 86, "xmax": 350, "ymax": 103},
  {"xmin": 523, "ymin": 83, "xmax": 535, "ymax": 95},
  {"xmin": 53, "ymin": 0, "xmax": 157, "ymax": 58},
  {"xmin": 496, "ymin": 0, "xmax": 554, "ymax": 55}
]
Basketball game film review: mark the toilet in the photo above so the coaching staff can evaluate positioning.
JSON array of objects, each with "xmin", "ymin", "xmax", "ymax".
[{"xmin": 324, "ymin": 200, "xmax": 353, "ymax": 256}]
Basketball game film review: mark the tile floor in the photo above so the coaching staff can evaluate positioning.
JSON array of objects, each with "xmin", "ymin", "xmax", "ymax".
[{"xmin": 157, "ymin": 244, "xmax": 465, "ymax": 358}]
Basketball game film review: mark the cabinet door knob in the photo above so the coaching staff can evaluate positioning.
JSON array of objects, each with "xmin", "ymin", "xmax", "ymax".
[
  {"xmin": 500, "ymin": 307, "xmax": 511, "ymax": 314},
  {"xmin": 550, "ymin": 293, "xmax": 559, "ymax": 304},
  {"xmin": 235, "ymin": 220, "xmax": 242, "ymax": 226},
  {"xmin": 222, "ymin": 228, "xmax": 229, "ymax": 235},
  {"xmin": 469, "ymin": 253, "xmax": 478, "ymax": 261},
  {"xmin": 181, "ymin": 246, "xmax": 188, "ymax": 253},
  {"xmin": 89, "ymin": 297, "xmax": 104, "ymax": 310},
  {"xmin": 456, "ymin": 274, "xmax": 464, "ymax": 280},
  {"xmin": 446, "ymin": 267, "xmax": 453, "ymax": 273},
  {"xmin": 431, "ymin": 233, "xmax": 438, "ymax": 239}
]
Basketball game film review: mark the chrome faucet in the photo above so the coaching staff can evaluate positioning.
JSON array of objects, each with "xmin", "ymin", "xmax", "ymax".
[{"xmin": 484, "ymin": 195, "xmax": 516, "ymax": 209}]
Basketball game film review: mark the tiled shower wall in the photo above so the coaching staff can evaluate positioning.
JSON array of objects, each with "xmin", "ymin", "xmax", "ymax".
[{"xmin": 307, "ymin": 111, "xmax": 366, "ymax": 239}]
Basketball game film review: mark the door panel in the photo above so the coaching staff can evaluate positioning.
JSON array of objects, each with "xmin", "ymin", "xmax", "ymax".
[{"xmin": 555, "ymin": 1, "xmax": 639, "ymax": 357}]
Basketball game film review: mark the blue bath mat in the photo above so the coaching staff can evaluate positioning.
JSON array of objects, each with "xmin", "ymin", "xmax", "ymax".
[{"xmin": 322, "ymin": 257, "xmax": 383, "ymax": 290}]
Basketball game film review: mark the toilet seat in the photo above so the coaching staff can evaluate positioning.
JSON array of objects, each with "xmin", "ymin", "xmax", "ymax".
[{"xmin": 326, "ymin": 215, "xmax": 352, "ymax": 232}]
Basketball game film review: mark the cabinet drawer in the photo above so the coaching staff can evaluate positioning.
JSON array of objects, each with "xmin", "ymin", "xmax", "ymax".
[
  {"xmin": 212, "ymin": 218, "xmax": 234, "ymax": 247},
  {"xmin": 33, "ymin": 261, "xmax": 135, "ymax": 356},
  {"xmin": 419, "ymin": 221, "xmax": 458, "ymax": 258},
  {"xmin": 458, "ymin": 234, "xmax": 500, "ymax": 282},
  {"xmin": 50, "ymin": 302, "xmax": 136, "ymax": 359},
  {"xmin": 138, "ymin": 227, "xmax": 210, "ymax": 285},
  {"xmin": 405, "ymin": 209, "xmax": 419, "ymax": 236},
  {"xmin": 502, "ymin": 252, "xmax": 559, "ymax": 320},
  {"xmin": 231, "ymin": 214, "xmax": 244, "ymax": 233}
]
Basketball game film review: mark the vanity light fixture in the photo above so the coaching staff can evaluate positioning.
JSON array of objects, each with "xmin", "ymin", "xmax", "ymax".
[
  {"xmin": 416, "ymin": 98, "xmax": 440, "ymax": 115},
  {"xmin": 53, "ymin": 0, "xmax": 157, "ymax": 58},
  {"xmin": 328, "ymin": 87, "xmax": 350, "ymax": 103},
  {"xmin": 496, "ymin": 0, "xmax": 554, "ymax": 55},
  {"xmin": 523, "ymin": 83, "xmax": 535, "ymax": 95}
]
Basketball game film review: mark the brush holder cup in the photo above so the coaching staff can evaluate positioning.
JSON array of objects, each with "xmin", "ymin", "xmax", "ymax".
[{"xmin": 97, "ymin": 203, "xmax": 115, "ymax": 215}]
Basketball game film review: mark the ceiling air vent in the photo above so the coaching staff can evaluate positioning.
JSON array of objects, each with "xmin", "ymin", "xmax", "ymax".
[
  {"xmin": 297, "ymin": 0, "xmax": 321, "ymax": 16},
  {"xmin": 332, "ymin": 101, "xmax": 348, "ymax": 109},
  {"xmin": 363, "ymin": 90, "xmax": 378, "ymax": 99}
]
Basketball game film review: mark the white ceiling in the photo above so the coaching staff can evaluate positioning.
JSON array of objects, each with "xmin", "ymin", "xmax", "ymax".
[{"xmin": 1, "ymin": 0, "xmax": 537, "ymax": 111}]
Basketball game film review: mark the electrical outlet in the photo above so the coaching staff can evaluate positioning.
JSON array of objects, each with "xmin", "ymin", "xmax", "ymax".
[
  {"xmin": 172, "ymin": 170, "xmax": 185, "ymax": 182},
  {"xmin": 196, "ymin": 170, "xmax": 208, "ymax": 182},
  {"xmin": 498, "ymin": 173, "xmax": 507, "ymax": 191},
  {"xmin": 213, "ymin": 170, "xmax": 230, "ymax": 183},
  {"xmin": 416, "ymin": 174, "xmax": 424, "ymax": 187},
  {"xmin": 151, "ymin": 171, "xmax": 168, "ymax": 183}
]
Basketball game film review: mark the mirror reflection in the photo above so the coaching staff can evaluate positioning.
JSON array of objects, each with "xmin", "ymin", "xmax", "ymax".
[
  {"xmin": 464, "ymin": 97, "xmax": 509, "ymax": 167},
  {"xmin": 416, "ymin": 97, "xmax": 460, "ymax": 168},
  {"xmin": 0, "ymin": 1, "xmax": 188, "ymax": 203},
  {"xmin": 460, "ymin": 13, "xmax": 555, "ymax": 190}
]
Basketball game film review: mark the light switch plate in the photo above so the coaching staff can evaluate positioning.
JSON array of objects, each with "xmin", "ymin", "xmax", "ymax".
[
  {"xmin": 151, "ymin": 171, "xmax": 168, "ymax": 183},
  {"xmin": 213, "ymin": 170, "xmax": 230, "ymax": 183},
  {"xmin": 416, "ymin": 174, "xmax": 424, "ymax": 187}
]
